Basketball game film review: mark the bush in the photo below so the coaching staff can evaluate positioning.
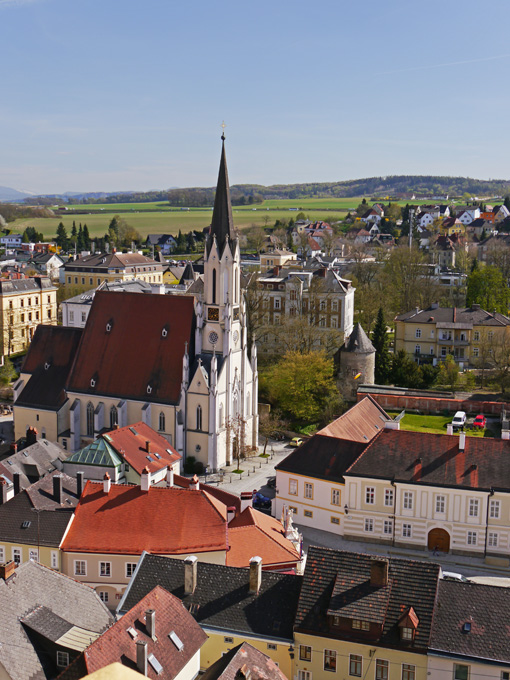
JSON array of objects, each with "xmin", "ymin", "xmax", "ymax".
[
  {"xmin": 194, "ymin": 461, "xmax": 204, "ymax": 475},
  {"xmin": 184, "ymin": 456, "xmax": 196, "ymax": 474}
]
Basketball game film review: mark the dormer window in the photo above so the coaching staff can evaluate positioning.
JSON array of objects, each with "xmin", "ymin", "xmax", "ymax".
[
  {"xmin": 162, "ymin": 325, "xmax": 168, "ymax": 338},
  {"xmin": 106, "ymin": 320, "xmax": 113, "ymax": 332},
  {"xmin": 398, "ymin": 606, "xmax": 419, "ymax": 643},
  {"xmin": 401, "ymin": 627, "xmax": 413, "ymax": 640},
  {"xmin": 90, "ymin": 378, "xmax": 96, "ymax": 387},
  {"xmin": 44, "ymin": 362, "xmax": 50, "ymax": 370},
  {"xmin": 352, "ymin": 619, "xmax": 370, "ymax": 631},
  {"xmin": 147, "ymin": 385, "xmax": 152, "ymax": 394}
]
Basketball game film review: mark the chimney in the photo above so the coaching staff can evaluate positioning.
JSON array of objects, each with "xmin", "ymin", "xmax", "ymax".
[
  {"xmin": 370, "ymin": 558, "xmax": 389, "ymax": 588},
  {"xmin": 145, "ymin": 440, "xmax": 151, "ymax": 453},
  {"xmin": 184, "ymin": 555, "xmax": 198, "ymax": 595},
  {"xmin": 447, "ymin": 424, "xmax": 453, "ymax": 436},
  {"xmin": 227, "ymin": 505, "xmax": 236, "ymax": 523},
  {"xmin": 26, "ymin": 427, "xmax": 38, "ymax": 446},
  {"xmin": 145, "ymin": 609, "xmax": 156, "ymax": 641},
  {"xmin": 53, "ymin": 474, "xmax": 63, "ymax": 504},
  {"xmin": 13, "ymin": 472, "xmax": 21, "ymax": 496},
  {"xmin": 0, "ymin": 561, "xmax": 16, "ymax": 581},
  {"xmin": 76, "ymin": 471, "xmax": 84, "ymax": 498},
  {"xmin": 141, "ymin": 467, "xmax": 150, "ymax": 492},
  {"xmin": 166, "ymin": 465, "xmax": 174, "ymax": 488},
  {"xmin": 190, "ymin": 474, "xmax": 199, "ymax": 491},
  {"xmin": 136, "ymin": 640, "xmax": 148, "ymax": 676},
  {"xmin": 319, "ymin": 267, "xmax": 327, "ymax": 277},
  {"xmin": 459, "ymin": 432, "xmax": 466, "ymax": 451},
  {"xmin": 0, "ymin": 479, "xmax": 7, "ymax": 504},
  {"xmin": 10, "ymin": 443, "xmax": 17, "ymax": 455},
  {"xmin": 413, "ymin": 458, "xmax": 422, "ymax": 482},
  {"xmin": 249, "ymin": 556, "xmax": 262, "ymax": 594},
  {"xmin": 240, "ymin": 491, "xmax": 253, "ymax": 512},
  {"xmin": 103, "ymin": 472, "xmax": 111, "ymax": 494}
]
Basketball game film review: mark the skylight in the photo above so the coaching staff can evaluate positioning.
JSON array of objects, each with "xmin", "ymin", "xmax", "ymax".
[
  {"xmin": 146, "ymin": 456, "xmax": 153, "ymax": 462},
  {"xmin": 154, "ymin": 453, "xmax": 161, "ymax": 459},
  {"xmin": 21, "ymin": 520, "xmax": 31, "ymax": 529},
  {"xmin": 148, "ymin": 654, "xmax": 163, "ymax": 674},
  {"xmin": 127, "ymin": 626, "xmax": 137, "ymax": 639},
  {"xmin": 129, "ymin": 427, "xmax": 138, "ymax": 435},
  {"xmin": 168, "ymin": 631, "xmax": 183, "ymax": 651}
]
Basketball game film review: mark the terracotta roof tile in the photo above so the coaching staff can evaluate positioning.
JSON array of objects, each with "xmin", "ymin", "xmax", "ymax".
[
  {"xmin": 201, "ymin": 642, "xmax": 288, "ymax": 680},
  {"xmin": 317, "ymin": 395, "xmax": 389, "ymax": 441},
  {"xmin": 173, "ymin": 474, "xmax": 240, "ymax": 513},
  {"xmin": 102, "ymin": 422, "xmax": 180, "ymax": 475}
]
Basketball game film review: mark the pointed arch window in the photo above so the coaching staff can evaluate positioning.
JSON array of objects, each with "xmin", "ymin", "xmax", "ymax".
[
  {"xmin": 196, "ymin": 405, "xmax": 203, "ymax": 431},
  {"xmin": 86, "ymin": 402, "xmax": 94, "ymax": 437},
  {"xmin": 246, "ymin": 392, "xmax": 251, "ymax": 417},
  {"xmin": 219, "ymin": 403, "xmax": 224, "ymax": 428},
  {"xmin": 212, "ymin": 269, "xmax": 217, "ymax": 304},
  {"xmin": 159, "ymin": 411, "xmax": 166, "ymax": 432},
  {"xmin": 109, "ymin": 405, "xmax": 118, "ymax": 429},
  {"xmin": 224, "ymin": 269, "xmax": 229, "ymax": 304}
]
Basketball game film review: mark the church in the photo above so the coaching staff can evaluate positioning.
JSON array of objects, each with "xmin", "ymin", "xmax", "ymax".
[{"xmin": 13, "ymin": 138, "xmax": 259, "ymax": 472}]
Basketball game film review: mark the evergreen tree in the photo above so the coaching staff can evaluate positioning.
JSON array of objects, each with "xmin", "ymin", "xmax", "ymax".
[
  {"xmin": 76, "ymin": 224, "xmax": 85, "ymax": 252},
  {"xmin": 71, "ymin": 221, "xmax": 77, "ymax": 245},
  {"xmin": 55, "ymin": 222, "xmax": 68, "ymax": 250},
  {"xmin": 504, "ymin": 195, "xmax": 510, "ymax": 211},
  {"xmin": 83, "ymin": 224, "xmax": 91, "ymax": 249},
  {"xmin": 391, "ymin": 350, "xmax": 422, "ymax": 389},
  {"xmin": 372, "ymin": 308, "xmax": 391, "ymax": 384}
]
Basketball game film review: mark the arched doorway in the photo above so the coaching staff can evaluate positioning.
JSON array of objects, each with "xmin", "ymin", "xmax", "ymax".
[{"xmin": 428, "ymin": 528, "xmax": 450, "ymax": 553}]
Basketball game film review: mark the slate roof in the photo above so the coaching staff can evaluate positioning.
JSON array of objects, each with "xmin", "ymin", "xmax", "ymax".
[
  {"xmin": 66, "ymin": 291, "xmax": 196, "ymax": 404},
  {"xmin": 430, "ymin": 580, "xmax": 510, "ymax": 664},
  {"xmin": 0, "ymin": 277, "xmax": 56, "ymax": 294},
  {"xmin": 207, "ymin": 139, "xmax": 236, "ymax": 257},
  {"xmin": 0, "ymin": 471, "xmax": 78, "ymax": 546},
  {"xmin": 275, "ymin": 434, "xmax": 367, "ymax": 484},
  {"xmin": 295, "ymin": 547, "xmax": 440, "ymax": 651},
  {"xmin": 201, "ymin": 642, "xmax": 288, "ymax": 680},
  {"xmin": 317, "ymin": 395, "xmax": 389, "ymax": 441},
  {"xmin": 0, "ymin": 438, "xmax": 67, "ymax": 487},
  {"xmin": 61, "ymin": 481, "xmax": 228, "ymax": 555},
  {"xmin": 17, "ymin": 325, "xmax": 83, "ymax": 410},
  {"xmin": 64, "ymin": 252, "xmax": 163, "ymax": 272},
  {"xmin": 227, "ymin": 507, "xmax": 301, "ymax": 568},
  {"xmin": 0, "ymin": 561, "xmax": 112, "ymax": 680},
  {"xmin": 60, "ymin": 586, "xmax": 207, "ymax": 680},
  {"xmin": 342, "ymin": 323, "xmax": 375, "ymax": 354},
  {"xmin": 118, "ymin": 553, "xmax": 302, "ymax": 642},
  {"xmin": 345, "ymin": 428, "xmax": 510, "ymax": 491},
  {"xmin": 396, "ymin": 305, "xmax": 510, "ymax": 327}
]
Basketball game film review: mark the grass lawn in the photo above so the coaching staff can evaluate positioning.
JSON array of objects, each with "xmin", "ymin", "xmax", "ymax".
[{"xmin": 388, "ymin": 412, "xmax": 499, "ymax": 438}]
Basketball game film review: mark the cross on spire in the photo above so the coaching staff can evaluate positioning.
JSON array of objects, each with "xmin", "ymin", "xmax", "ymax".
[{"xmin": 221, "ymin": 121, "xmax": 226, "ymax": 140}]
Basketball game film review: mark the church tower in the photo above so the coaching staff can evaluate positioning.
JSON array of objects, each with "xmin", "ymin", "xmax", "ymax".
[{"xmin": 187, "ymin": 134, "xmax": 258, "ymax": 471}]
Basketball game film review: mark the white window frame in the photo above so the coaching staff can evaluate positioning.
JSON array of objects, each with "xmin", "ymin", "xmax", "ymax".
[
  {"xmin": 375, "ymin": 659, "xmax": 389, "ymax": 680},
  {"xmin": 402, "ymin": 523, "xmax": 412, "ymax": 538},
  {"xmin": 12, "ymin": 548, "xmax": 21, "ymax": 565},
  {"xmin": 364, "ymin": 518, "xmax": 374, "ymax": 533},
  {"xmin": 125, "ymin": 562, "xmax": 137, "ymax": 578},
  {"xmin": 99, "ymin": 561, "xmax": 111, "ymax": 577},
  {"xmin": 467, "ymin": 531, "xmax": 477, "ymax": 546},
  {"xmin": 56, "ymin": 651, "xmax": 70, "ymax": 668},
  {"xmin": 99, "ymin": 590, "xmax": 109, "ymax": 603},
  {"xmin": 435, "ymin": 495, "xmax": 445, "ymax": 514},
  {"xmin": 75, "ymin": 560, "xmax": 87, "ymax": 576},
  {"xmin": 415, "ymin": 328, "xmax": 421, "ymax": 338},
  {"xmin": 29, "ymin": 549, "xmax": 38, "ymax": 562},
  {"xmin": 51, "ymin": 551, "xmax": 59, "ymax": 569},
  {"xmin": 304, "ymin": 483, "xmax": 313, "ymax": 500},
  {"xmin": 473, "ymin": 331, "xmax": 480, "ymax": 341},
  {"xmin": 289, "ymin": 479, "xmax": 298, "ymax": 495},
  {"xmin": 384, "ymin": 489, "xmax": 393, "ymax": 507},
  {"xmin": 490, "ymin": 499, "xmax": 500, "ymax": 519},
  {"xmin": 331, "ymin": 488, "xmax": 340, "ymax": 505},
  {"xmin": 469, "ymin": 498, "xmax": 479, "ymax": 517},
  {"xmin": 349, "ymin": 654, "xmax": 362, "ymax": 677},
  {"xmin": 402, "ymin": 663, "xmax": 415, "ymax": 680},
  {"xmin": 0, "ymin": 546, "xmax": 5, "ymax": 562},
  {"xmin": 365, "ymin": 487, "xmax": 375, "ymax": 504},
  {"xmin": 383, "ymin": 520, "xmax": 393, "ymax": 535},
  {"xmin": 488, "ymin": 532, "xmax": 498, "ymax": 548},
  {"xmin": 403, "ymin": 491, "xmax": 413, "ymax": 510}
]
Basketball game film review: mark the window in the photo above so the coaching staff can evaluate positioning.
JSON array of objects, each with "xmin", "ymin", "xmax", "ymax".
[
  {"xmin": 436, "ymin": 495, "xmax": 445, "ymax": 513},
  {"xmin": 324, "ymin": 650, "xmax": 336, "ymax": 672},
  {"xmin": 383, "ymin": 520, "xmax": 393, "ymax": 535},
  {"xmin": 365, "ymin": 487, "xmax": 375, "ymax": 504},
  {"xmin": 501, "ymin": 673, "xmax": 510, "ymax": 680},
  {"xmin": 415, "ymin": 328, "xmax": 421, "ymax": 338},
  {"xmin": 402, "ymin": 523, "xmax": 412, "ymax": 538},
  {"xmin": 51, "ymin": 551, "xmax": 58, "ymax": 569},
  {"xmin": 299, "ymin": 645, "xmax": 311, "ymax": 661},
  {"xmin": 304, "ymin": 510, "xmax": 313, "ymax": 518},
  {"xmin": 402, "ymin": 664, "xmax": 415, "ymax": 680},
  {"xmin": 331, "ymin": 316, "xmax": 338, "ymax": 328},
  {"xmin": 467, "ymin": 531, "xmax": 477, "ymax": 546},
  {"xmin": 384, "ymin": 489, "xmax": 393, "ymax": 506},
  {"xmin": 304, "ymin": 483, "xmax": 313, "ymax": 499},
  {"xmin": 403, "ymin": 491, "xmax": 413, "ymax": 510},
  {"xmin": 488, "ymin": 532, "xmax": 498, "ymax": 547},
  {"xmin": 401, "ymin": 627, "xmax": 413, "ymax": 640},
  {"xmin": 474, "ymin": 331, "xmax": 480, "ymax": 341},
  {"xmin": 376, "ymin": 659, "xmax": 389, "ymax": 680},
  {"xmin": 159, "ymin": 411, "xmax": 166, "ymax": 432},
  {"xmin": 267, "ymin": 643, "xmax": 277, "ymax": 650},
  {"xmin": 109, "ymin": 405, "xmax": 118, "ymax": 429},
  {"xmin": 469, "ymin": 499, "xmax": 479, "ymax": 517},
  {"xmin": 56, "ymin": 651, "xmax": 70, "ymax": 668},
  {"xmin": 100, "ymin": 561, "xmax": 111, "ymax": 577},
  {"xmin": 223, "ymin": 636, "xmax": 234, "ymax": 643},
  {"xmin": 441, "ymin": 347, "xmax": 447, "ymax": 357},
  {"xmin": 454, "ymin": 665, "xmax": 469, "ymax": 680},
  {"xmin": 289, "ymin": 506, "xmax": 297, "ymax": 514},
  {"xmin": 490, "ymin": 499, "xmax": 500, "ymax": 518},
  {"xmin": 75, "ymin": 561, "xmax": 86, "ymax": 576},
  {"xmin": 352, "ymin": 619, "xmax": 370, "ymax": 631},
  {"xmin": 274, "ymin": 298, "xmax": 281, "ymax": 309},
  {"xmin": 472, "ymin": 347, "xmax": 479, "ymax": 357},
  {"xmin": 196, "ymin": 404, "xmax": 202, "ymax": 431},
  {"xmin": 319, "ymin": 316, "xmax": 326, "ymax": 328},
  {"xmin": 331, "ymin": 300, "xmax": 338, "ymax": 312},
  {"xmin": 28, "ymin": 312, "xmax": 32, "ymax": 321},
  {"xmin": 320, "ymin": 300, "xmax": 326, "ymax": 311},
  {"xmin": 86, "ymin": 402, "xmax": 94, "ymax": 437},
  {"xmin": 331, "ymin": 516, "xmax": 340, "ymax": 525},
  {"xmin": 21, "ymin": 313, "xmax": 25, "ymax": 322},
  {"xmin": 289, "ymin": 479, "xmax": 298, "ymax": 495},
  {"xmin": 99, "ymin": 591, "xmax": 108, "ymax": 603},
  {"xmin": 298, "ymin": 672, "xmax": 311, "ymax": 680},
  {"xmin": 364, "ymin": 518, "xmax": 374, "ymax": 532},
  {"xmin": 488, "ymin": 331, "xmax": 494, "ymax": 340},
  {"xmin": 69, "ymin": 310, "xmax": 74, "ymax": 322},
  {"xmin": 126, "ymin": 563, "xmax": 137, "ymax": 578},
  {"xmin": 36, "ymin": 311, "xmax": 39, "ymax": 320},
  {"xmin": 331, "ymin": 488, "xmax": 340, "ymax": 505},
  {"xmin": 20, "ymin": 299, "xmax": 24, "ymax": 307},
  {"xmin": 47, "ymin": 309, "xmax": 52, "ymax": 319},
  {"xmin": 12, "ymin": 548, "xmax": 21, "ymax": 565},
  {"xmin": 29, "ymin": 549, "xmax": 38, "ymax": 561},
  {"xmin": 349, "ymin": 654, "xmax": 362, "ymax": 677}
]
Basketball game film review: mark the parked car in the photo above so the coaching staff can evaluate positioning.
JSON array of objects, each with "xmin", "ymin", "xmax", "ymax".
[
  {"xmin": 452, "ymin": 411, "xmax": 467, "ymax": 429},
  {"xmin": 253, "ymin": 492, "xmax": 271, "ymax": 510},
  {"xmin": 290, "ymin": 437, "xmax": 304, "ymax": 447},
  {"xmin": 442, "ymin": 571, "xmax": 470, "ymax": 582},
  {"xmin": 473, "ymin": 414, "xmax": 487, "ymax": 429},
  {"xmin": 267, "ymin": 476, "xmax": 276, "ymax": 489}
]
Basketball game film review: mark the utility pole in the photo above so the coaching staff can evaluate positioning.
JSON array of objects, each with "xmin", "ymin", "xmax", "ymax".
[{"xmin": 408, "ymin": 209, "xmax": 414, "ymax": 249}]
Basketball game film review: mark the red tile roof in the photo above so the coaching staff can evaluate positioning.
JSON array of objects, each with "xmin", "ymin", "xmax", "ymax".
[
  {"xmin": 71, "ymin": 586, "xmax": 207, "ymax": 679},
  {"xmin": 227, "ymin": 507, "xmax": 300, "ymax": 569},
  {"xmin": 173, "ymin": 474, "xmax": 241, "ymax": 513},
  {"xmin": 66, "ymin": 291, "xmax": 195, "ymax": 404},
  {"xmin": 61, "ymin": 481, "xmax": 228, "ymax": 555},
  {"xmin": 318, "ymin": 395, "xmax": 389, "ymax": 442},
  {"xmin": 104, "ymin": 422, "xmax": 180, "ymax": 475}
]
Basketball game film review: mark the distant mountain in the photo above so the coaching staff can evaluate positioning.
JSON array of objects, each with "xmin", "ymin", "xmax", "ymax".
[{"xmin": 0, "ymin": 186, "xmax": 35, "ymax": 201}]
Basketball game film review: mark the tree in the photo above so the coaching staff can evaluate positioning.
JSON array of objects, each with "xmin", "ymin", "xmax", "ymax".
[
  {"xmin": 55, "ymin": 222, "xmax": 69, "ymax": 250},
  {"xmin": 504, "ymin": 195, "xmax": 510, "ymax": 211},
  {"xmin": 258, "ymin": 410, "xmax": 288, "ymax": 455},
  {"xmin": 246, "ymin": 225, "xmax": 267, "ymax": 253},
  {"xmin": 0, "ymin": 358, "xmax": 17, "ymax": 386},
  {"xmin": 83, "ymin": 224, "xmax": 91, "ymax": 250},
  {"xmin": 267, "ymin": 350, "xmax": 341, "ymax": 423},
  {"xmin": 382, "ymin": 245, "xmax": 440, "ymax": 316},
  {"xmin": 76, "ymin": 224, "xmax": 85, "ymax": 252},
  {"xmin": 438, "ymin": 354, "xmax": 460, "ymax": 391},
  {"xmin": 466, "ymin": 265, "xmax": 510, "ymax": 313},
  {"xmin": 390, "ymin": 350, "xmax": 422, "ymax": 388},
  {"xmin": 372, "ymin": 308, "xmax": 391, "ymax": 384}
]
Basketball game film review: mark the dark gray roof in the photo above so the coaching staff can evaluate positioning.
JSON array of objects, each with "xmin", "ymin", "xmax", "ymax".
[
  {"xmin": 343, "ymin": 323, "xmax": 375, "ymax": 354},
  {"xmin": 21, "ymin": 605, "xmax": 74, "ymax": 642},
  {"xmin": 430, "ymin": 580, "xmax": 510, "ymax": 664},
  {"xmin": 0, "ymin": 561, "xmax": 112, "ymax": 680},
  {"xmin": 118, "ymin": 553, "xmax": 301, "ymax": 642},
  {"xmin": 0, "ymin": 277, "xmax": 56, "ymax": 294},
  {"xmin": 206, "ymin": 139, "xmax": 236, "ymax": 257},
  {"xmin": 0, "ymin": 439, "xmax": 67, "ymax": 487},
  {"xmin": 180, "ymin": 262, "xmax": 195, "ymax": 284},
  {"xmin": 396, "ymin": 305, "xmax": 510, "ymax": 327}
]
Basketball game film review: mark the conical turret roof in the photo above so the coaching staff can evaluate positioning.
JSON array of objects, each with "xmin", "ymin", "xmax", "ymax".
[
  {"xmin": 343, "ymin": 323, "xmax": 376, "ymax": 354},
  {"xmin": 206, "ymin": 136, "xmax": 235, "ymax": 256}
]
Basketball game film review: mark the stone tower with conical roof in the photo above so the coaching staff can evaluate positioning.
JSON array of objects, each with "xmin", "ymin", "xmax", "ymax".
[{"xmin": 338, "ymin": 322, "xmax": 376, "ymax": 399}]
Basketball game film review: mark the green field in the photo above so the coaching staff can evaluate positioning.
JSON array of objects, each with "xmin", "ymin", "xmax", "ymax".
[{"xmin": 387, "ymin": 412, "xmax": 498, "ymax": 438}]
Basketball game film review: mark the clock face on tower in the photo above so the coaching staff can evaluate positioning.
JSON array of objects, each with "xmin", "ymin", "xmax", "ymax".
[
  {"xmin": 208, "ymin": 307, "xmax": 219, "ymax": 321},
  {"xmin": 233, "ymin": 330, "xmax": 239, "ymax": 345},
  {"xmin": 209, "ymin": 331, "xmax": 219, "ymax": 345}
]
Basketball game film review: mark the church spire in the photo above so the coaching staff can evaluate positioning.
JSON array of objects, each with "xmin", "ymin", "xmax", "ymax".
[{"xmin": 207, "ymin": 134, "xmax": 235, "ymax": 255}]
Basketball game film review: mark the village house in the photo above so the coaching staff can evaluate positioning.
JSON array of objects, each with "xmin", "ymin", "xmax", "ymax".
[
  {"xmin": 146, "ymin": 233, "xmax": 178, "ymax": 254},
  {"xmin": 202, "ymin": 642, "xmax": 288, "ymax": 680}
]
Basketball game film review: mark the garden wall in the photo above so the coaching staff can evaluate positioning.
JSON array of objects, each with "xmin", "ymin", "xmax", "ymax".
[{"xmin": 357, "ymin": 390, "xmax": 510, "ymax": 416}]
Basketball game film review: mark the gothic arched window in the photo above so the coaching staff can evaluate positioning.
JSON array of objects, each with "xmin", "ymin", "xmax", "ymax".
[
  {"xmin": 212, "ymin": 269, "xmax": 217, "ymax": 304},
  {"xmin": 246, "ymin": 392, "xmax": 251, "ymax": 417},
  {"xmin": 219, "ymin": 403, "xmax": 224, "ymax": 428},
  {"xmin": 196, "ymin": 405, "xmax": 202, "ymax": 431},
  {"xmin": 159, "ymin": 411, "xmax": 166, "ymax": 432},
  {"xmin": 86, "ymin": 402, "xmax": 94, "ymax": 437},
  {"xmin": 109, "ymin": 405, "xmax": 118, "ymax": 429}
]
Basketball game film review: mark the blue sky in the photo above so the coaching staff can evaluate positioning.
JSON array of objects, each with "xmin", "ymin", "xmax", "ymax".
[{"xmin": 1, "ymin": 0, "xmax": 510, "ymax": 193}]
